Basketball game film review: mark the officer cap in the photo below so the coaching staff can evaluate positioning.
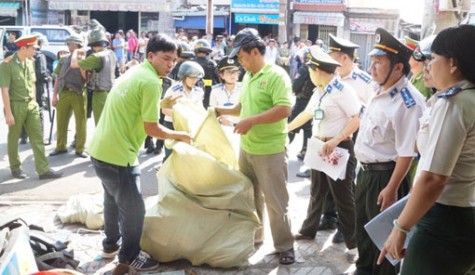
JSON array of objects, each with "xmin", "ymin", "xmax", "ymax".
[
  {"xmin": 307, "ymin": 45, "xmax": 341, "ymax": 72},
  {"xmin": 15, "ymin": 33, "xmax": 41, "ymax": 47},
  {"xmin": 404, "ymin": 36, "xmax": 419, "ymax": 51},
  {"xmin": 413, "ymin": 35, "xmax": 436, "ymax": 62},
  {"xmin": 369, "ymin": 28, "xmax": 413, "ymax": 62},
  {"xmin": 228, "ymin": 28, "xmax": 262, "ymax": 58},
  {"xmin": 217, "ymin": 56, "xmax": 240, "ymax": 71},
  {"xmin": 328, "ymin": 34, "xmax": 359, "ymax": 56}
]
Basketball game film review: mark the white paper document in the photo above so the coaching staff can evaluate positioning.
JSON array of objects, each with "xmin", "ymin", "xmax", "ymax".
[
  {"xmin": 303, "ymin": 137, "xmax": 350, "ymax": 181},
  {"xmin": 364, "ymin": 195, "xmax": 414, "ymax": 266}
]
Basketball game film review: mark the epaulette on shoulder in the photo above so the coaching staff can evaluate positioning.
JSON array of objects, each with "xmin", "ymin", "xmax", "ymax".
[
  {"xmin": 332, "ymin": 79, "xmax": 344, "ymax": 91},
  {"xmin": 171, "ymin": 84, "xmax": 183, "ymax": 92},
  {"xmin": 437, "ymin": 87, "xmax": 462, "ymax": 99},
  {"xmin": 357, "ymin": 71, "xmax": 372, "ymax": 84},
  {"xmin": 400, "ymin": 87, "xmax": 416, "ymax": 109}
]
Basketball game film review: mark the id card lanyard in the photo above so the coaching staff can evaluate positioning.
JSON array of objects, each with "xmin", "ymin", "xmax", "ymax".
[{"xmin": 314, "ymin": 90, "xmax": 328, "ymax": 121}]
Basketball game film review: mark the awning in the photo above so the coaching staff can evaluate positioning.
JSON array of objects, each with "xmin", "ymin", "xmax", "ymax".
[
  {"xmin": 0, "ymin": 2, "xmax": 21, "ymax": 17},
  {"xmin": 293, "ymin": 11, "xmax": 345, "ymax": 27},
  {"xmin": 47, "ymin": 0, "xmax": 169, "ymax": 12},
  {"xmin": 174, "ymin": 16, "xmax": 226, "ymax": 29}
]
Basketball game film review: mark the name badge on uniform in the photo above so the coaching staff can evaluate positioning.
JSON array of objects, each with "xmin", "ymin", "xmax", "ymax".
[
  {"xmin": 314, "ymin": 108, "xmax": 325, "ymax": 120},
  {"xmin": 224, "ymin": 102, "xmax": 234, "ymax": 107}
]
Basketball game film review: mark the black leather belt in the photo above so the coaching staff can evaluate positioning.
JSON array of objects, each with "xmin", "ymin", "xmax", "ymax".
[{"xmin": 360, "ymin": 161, "xmax": 396, "ymax": 171}]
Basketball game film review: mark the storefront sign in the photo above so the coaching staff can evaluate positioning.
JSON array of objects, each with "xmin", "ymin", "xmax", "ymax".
[
  {"xmin": 349, "ymin": 17, "xmax": 396, "ymax": 33},
  {"xmin": 295, "ymin": 0, "xmax": 343, "ymax": 3},
  {"xmin": 293, "ymin": 11, "xmax": 344, "ymax": 27},
  {"xmin": 48, "ymin": 0, "xmax": 168, "ymax": 12},
  {"xmin": 234, "ymin": 13, "xmax": 280, "ymax": 25},
  {"xmin": 231, "ymin": 0, "xmax": 279, "ymax": 12}
]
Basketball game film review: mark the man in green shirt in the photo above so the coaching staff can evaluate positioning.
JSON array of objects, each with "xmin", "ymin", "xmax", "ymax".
[
  {"xmin": 71, "ymin": 27, "xmax": 116, "ymax": 125},
  {"xmin": 89, "ymin": 34, "xmax": 190, "ymax": 270},
  {"xmin": 0, "ymin": 34, "xmax": 62, "ymax": 180},
  {"xmin": 215, "ymin": 28, "xmax": 295, "ymax": 265}
]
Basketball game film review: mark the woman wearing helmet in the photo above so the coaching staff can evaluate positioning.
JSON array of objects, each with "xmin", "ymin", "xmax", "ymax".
[
  {"xmin": 210, "ymin": 56, "xmax": 241, "ymax": 126},
  {"xmin": 162, "ymin": 60, "xmax": 205, "ymax": 161}
]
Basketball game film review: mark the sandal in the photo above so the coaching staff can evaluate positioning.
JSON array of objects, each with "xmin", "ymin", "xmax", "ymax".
[{"xmin": 279, "ymin": 248, "xmax": 295, "ymax": 265}]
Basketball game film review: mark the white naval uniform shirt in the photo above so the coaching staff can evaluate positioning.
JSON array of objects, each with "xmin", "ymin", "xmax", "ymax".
[
  {"xmin": 209, "ymin": 83, "xmax": 241, "ymax": 107},
  {"xmin": 163, "ymin": 82, "xmax": 204, "ymax": 122},
  {"xmin": 354, "ymin": 76, "xmax": 426, "ymax": 163},
  {"xmin": 419, "ymin": 80, "xmax": 475, "ymax": 207},
  {"xmin": 304, "ymin": 76, "xmax": 361, "ymax": 138},
  {"xmin": 339, "ymin": 66, "xmax": 377, "ymax": 107}
]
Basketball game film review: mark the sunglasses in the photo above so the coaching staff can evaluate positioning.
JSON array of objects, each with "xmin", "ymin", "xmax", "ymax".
[{"xmin": 413, "ymin": 49, "xmax": 432, "ymax": 62}]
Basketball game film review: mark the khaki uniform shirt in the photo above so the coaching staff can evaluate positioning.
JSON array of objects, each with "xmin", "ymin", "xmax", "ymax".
[
  {"xmin": 355, "ymin": 76, "xmax": 426, "ymax": 163},
  {"xmin": 0, "ymin": 53, "xmax": 36, "ymax": 101}
]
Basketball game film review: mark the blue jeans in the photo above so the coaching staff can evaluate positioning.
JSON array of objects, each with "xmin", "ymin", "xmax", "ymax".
[{"xmin": 91, "ymin": 157, "xmax": 145, "ymax": 263}]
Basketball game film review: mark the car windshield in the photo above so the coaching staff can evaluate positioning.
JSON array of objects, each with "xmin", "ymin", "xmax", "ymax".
[{"xmin": 32, "ymin": 28, "xmax": 70, "ymax": 43}]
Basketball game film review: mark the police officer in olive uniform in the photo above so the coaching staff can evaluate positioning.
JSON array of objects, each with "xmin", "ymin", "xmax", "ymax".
[
  {"xmin": 71, "ymin": 24, "xmax": 116, "ymax": 125},
  {"xmin": 50, "ymin": 34, "xmax": 88, "ymax": 158},
  {"xmin": 0, "ymin": 34, "xmax": 62, "ymax": 180},
  {"xmin": 354, "ymin": 28, "xmax": 426, "ymax": 275},
  {"xmin": 191, "ymin": 39, "xmax": 220, "ymax": 108}
]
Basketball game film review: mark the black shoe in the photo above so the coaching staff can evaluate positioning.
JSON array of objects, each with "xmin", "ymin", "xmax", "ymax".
[
  {"xmin": 39, "ymin": 169, "xmax": 63, "ymax": 180},
  {"xmin": 317, "ymin": 216, "xmax": 338, "ymax": 231},
  {"xmin": 145, "ymin": 146, "xmax": 154, "ymax": 154},
  {"xmin": 49, "ymin": 150, "xmax": 67, "ymax": 156},
  {"xmin": 332, "ymin": 229, "xmax": 345, "ymax": 244},
  {"xmin": 153, "ymin": 147, "xmax": 161, "ymax": 155},
  {"xmin": 20, "ymin": 138, "xmax": 28, "ymax": 145},
  {"xmin": 70, "ymin": 140, "xmax": 76, "ymax": 149},
  {"xmin": 294, "ymin": 233, "xmax": 314, "ymax": 240},
  {"xmin": 297, "ymin": 149, "xmax": 306, "ymax": 161},
  {"xmin": 75, "ymin": 151, "xmax": 89, "ymax": 158},
  {"xmin": 296, "ymin": 169, "xmax": 310, "ymax": 178},
  {"xmin": 12, "ymin": 170, "xmax": 27, "ymax": 179},
  {"xmin": 128, "ymin": 251, "xmax": 159, "ymax": 271}
]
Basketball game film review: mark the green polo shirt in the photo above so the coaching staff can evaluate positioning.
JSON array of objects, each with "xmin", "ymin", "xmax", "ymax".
[
  {"xmin": 240, "ymin": 64, "xmax": 292, "ymax": 155},
  {"xmin": 0, "ymin": 53, "xmax": 36, "ymax": 101},
  {"xmin": 88, "ymin": 59, "xmax": 162, "ymax": 166}
]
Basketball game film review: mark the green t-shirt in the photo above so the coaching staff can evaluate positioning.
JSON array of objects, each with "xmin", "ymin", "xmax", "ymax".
[
  {"xmin": 88, "ymin": 60, "xmax": 162, "ymax": 166},
  {"xmin": 240, "ymin": 64, "xmax": 292, "ymax": 155},
  {"xmin": 0, "ymin": 53, "xmax": 36, "ymax": 101}
]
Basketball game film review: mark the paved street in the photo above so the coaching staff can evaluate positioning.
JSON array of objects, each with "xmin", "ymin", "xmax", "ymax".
[{"xmin": 0, "ymin": 106, "xmax": 356, "ymax": 274}]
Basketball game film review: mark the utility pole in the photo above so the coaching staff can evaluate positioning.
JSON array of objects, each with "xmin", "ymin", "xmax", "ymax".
[
  {"xmin": 278, "ymin": 0, "xmax": 287, "ymax": 43},
  {"xmin": 207, "ymin": 0, "xmax": 214, "ymax": 37}
]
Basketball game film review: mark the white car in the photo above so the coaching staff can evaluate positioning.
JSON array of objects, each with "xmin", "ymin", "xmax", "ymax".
[{"xmin": 0, "ymin": 25, "xmax": 73, "ymax": 71}]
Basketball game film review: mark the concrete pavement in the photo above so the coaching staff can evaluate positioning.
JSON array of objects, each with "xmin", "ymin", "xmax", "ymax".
[{"xmin": 0, "ymin": 109, "xmax": 356, "ymax": 274}]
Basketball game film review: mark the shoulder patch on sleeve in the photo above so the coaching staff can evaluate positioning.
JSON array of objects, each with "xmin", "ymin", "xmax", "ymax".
[
  {"xmin": 357, "ymin": 71, "xmax": 372, "ymax": 84},
  {"xmin": 400, "ymin": 87, "xmax": 416, "ymax": 109},
  {"xmin": 437, "ymin": 87, "xmax": 462, "ymax": 99},
  {"xmin": 332, "ymin": 79, "xmax": 344, "ymax": 91},
  {"xmin": 171, "ymin": 84, "xmax": 183, "ymax": 92}
]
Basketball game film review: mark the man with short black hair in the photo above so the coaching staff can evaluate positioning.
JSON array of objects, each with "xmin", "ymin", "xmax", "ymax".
[
  {"xmin": 214, "ymin": 28, "xmax": 295, "ymax": 265},
  {"xmin": 89, "ymin": 34, "xmax": 191, "ymax": 270}
]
